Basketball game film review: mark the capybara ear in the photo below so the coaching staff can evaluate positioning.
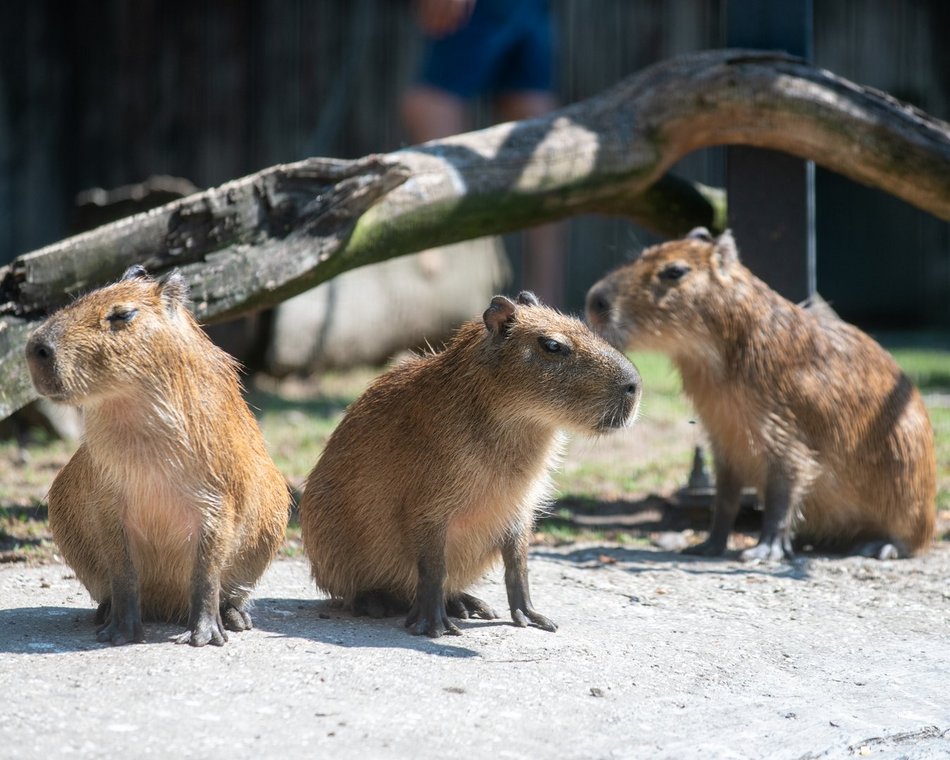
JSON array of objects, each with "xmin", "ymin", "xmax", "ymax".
[
  {"xmin": 157, "ymin": 270, "xmax": 189, "ymax": 313},
  {"xmin": 712, "ymin": 229, "xmax": 739, "ymax": 276},
  {"xmin": 121, "ymin": 264, "xmax": 150, "ymax": 281},
  {"xmin": 516, "ymin": 291, "xmax": 540, "ymax": 307},
  {"xmin": 483, "ymin": 295, "xmax": 517, "ymax": 341},
  {"xmin": 687, "ymin": 227, "xmax": 713, "ymax": 243}
]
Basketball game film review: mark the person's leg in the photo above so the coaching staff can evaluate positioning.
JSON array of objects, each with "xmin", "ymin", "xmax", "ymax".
[
  {"xmin": 494, "ymin": 91, "xmax": 558, "ymax": 122},
  {"xmin": 496, "ymin": 92, "xmax": 566, "ymax": 308},
  {"xmin": 401, "ymin": 85, "xmax": 468, "ymax": 143}
]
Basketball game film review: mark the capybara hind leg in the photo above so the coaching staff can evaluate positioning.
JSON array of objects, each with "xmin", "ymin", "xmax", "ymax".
[
  {"xmin": 353, "ymin": 589, "xmax": 409, "ymax": 618},
  {"xmin": 502, "ymin": 527, "xmax": 557, "ymax": 632},
  {"xmin": 446, "ymin": 592, "xmax": 498, "ymax": 620},
  {"xmin": 741, "ymin": 467, "xmax": 797, "ymax": 562},
  {"xmin": 221, "ymin": 599, "xmax": 253, "ymax": 632},
  {"xmin": 405, "ymin": 541, "xmax": 461, "ymax": 638},
  {"xmin": 684, "ymin": 457, "xmax": 742, "ymax": 557},
  {"xmin": 855, "ymin": 539, "xmax": 904, "ymax": 560}
]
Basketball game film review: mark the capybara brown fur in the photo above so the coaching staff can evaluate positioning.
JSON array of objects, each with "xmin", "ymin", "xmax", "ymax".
[
  {"xmin": 25, "ymin": 266, "xmax": 290, "ymax": 646},
  {"xmin": 586, "ymin": 228, "xmax": 936, "ymax": 561},
  {"xmin": 299, "ymin": 292, "xmax": 641, "ymax": 637}
]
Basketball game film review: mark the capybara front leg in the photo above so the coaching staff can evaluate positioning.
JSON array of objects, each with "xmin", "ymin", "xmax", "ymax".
[
  {"xmin": 684, "ymin": 456, "xmax": 742, "ymax": 557},
  {"xmin": 176, "ymin": 542, "xmax": 227, "ymax": 647},
  {"xmin": 502, "ymin": 527, "xmax": 557, "ymax": 632},
  {"xmin": 96, "ymin": 534, "xmax": 144, "ymax": 646},
  {"xmin": 405, "ymin": 540, "xmax": 460, "ymax": 638},
  {"xmin": 741, "ymin": 466, "xmax": 796, "ymax": 562}
]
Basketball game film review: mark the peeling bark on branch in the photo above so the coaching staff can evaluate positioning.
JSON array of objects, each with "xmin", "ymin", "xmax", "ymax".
[
  {"xmin": 0, "ymin": 156, "xmax": 410, "ymax": 320},
  {"xmin": 1, "ymin": 49, "xmax": 948, "ymax": 418}
]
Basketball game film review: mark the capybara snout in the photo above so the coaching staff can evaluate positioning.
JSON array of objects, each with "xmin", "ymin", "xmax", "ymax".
[
  {"xmin": 25, "ymin": 329, "xmax": 63, "ymax": 399},
  {"xmin": 487, "ymin": 292, "xmax": 641, "ymax": 434}
]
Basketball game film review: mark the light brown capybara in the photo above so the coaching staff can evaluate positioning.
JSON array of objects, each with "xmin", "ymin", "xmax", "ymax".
[
  {"xmin": 25, "ymin": 266, "xmax": 290, "ymax": 645},
  {"xmin": 299, "ymin": 292, "xmax": 641, "ymax": 637},
  {"xmin": 586, "ymin": 228, "xmax": 936, "ymax": 561}
]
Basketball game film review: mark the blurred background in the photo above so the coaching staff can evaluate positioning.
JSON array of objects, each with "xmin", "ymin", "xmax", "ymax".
[{"xmin": 1, "ymin": 0, "xmax": 948, "ymax": 371}]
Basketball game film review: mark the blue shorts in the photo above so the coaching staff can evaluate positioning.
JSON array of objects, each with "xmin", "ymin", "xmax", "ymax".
[{"xmin": 416, "ymin": 0, "xmax": 555, "ymax": 99}]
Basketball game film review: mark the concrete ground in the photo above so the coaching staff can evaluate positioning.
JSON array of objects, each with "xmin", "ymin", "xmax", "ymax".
[{"xmin": 1, "ymin": 544, "xmax": 948, "ymax": 759}]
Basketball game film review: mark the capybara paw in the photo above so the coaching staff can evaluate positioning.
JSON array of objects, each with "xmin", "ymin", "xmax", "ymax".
[
  {"xmin": 95, "ymin": 617, "xmax": 145, "ymax": 646},
  {"xmin": 447, "ymin": 593, "xmax": 498, "ymax": 620},
  {"xmin": 221, "ymin": 603, "xmax": 253, "ymax": 632},
  {"xmin": 740, "ymin": 538, "xmax": 794, "ymax": 563},
  {"xmin": 876, "ymin": 544, "xmax": 900, "ymax": 561},
  {"xmin": 856, "ymin": 540, "xmax": 902, "ymax": 560},
  {"xmin": 405, "ymin": 604, "xmax": 462, "ymax": 638},
  {"xmin": 176, "ymin": 614, "xmax": 228, "ymax": 647},
  {"xmin": 682, "ymin": 538, "xmax": 727, "ymax": 557},
  {"xmin": 511, "ymin": 607, "xmax": 558, "ymax": 632}
]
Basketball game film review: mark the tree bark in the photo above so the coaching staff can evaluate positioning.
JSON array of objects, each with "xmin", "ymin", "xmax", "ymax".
[{"xmin": 1, "ymin": 49, "xmax": 948, "ymax": 418}]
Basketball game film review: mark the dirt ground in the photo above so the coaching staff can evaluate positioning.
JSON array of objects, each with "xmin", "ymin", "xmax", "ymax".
[
  {"xmin": 1, "ymin": 541, "xmax": 948, "ymax": 759},
  {"xmin": 1, "ymin": 365, "xmax": 947, "ymax": 758}
]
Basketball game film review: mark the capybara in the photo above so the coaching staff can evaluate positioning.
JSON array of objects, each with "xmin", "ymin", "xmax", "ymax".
[
  {"xmin": 25, "ymin": 266, "xmax": 290, "ymax": 645},
  {"xmin": 300, "ymin": 292, "xmax": 641, "ymax": 636},
  {"xmin": 586, "ymin": 228, "xmax": 936, "ymax": 561}
]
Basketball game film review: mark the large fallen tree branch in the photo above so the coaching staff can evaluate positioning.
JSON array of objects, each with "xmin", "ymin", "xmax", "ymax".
[{"xmin": 1, "ymin": 49, "xmax": 948, "ymax": 418}]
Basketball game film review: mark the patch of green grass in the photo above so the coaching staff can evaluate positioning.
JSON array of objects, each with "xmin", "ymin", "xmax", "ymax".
[
  {"xmin": 890, "ymin": 347, "xmax": 950, "ymax": 393},
  {"xmin": 0, "ymin": 502, "xmax": 56, "ymax": 562},
  {"xmin": 558, "ymin": 456, "xmax": 690, "ymax": 502},
  {"xmin": 888, "ymin": 346, "xmax": 950, "ymax": 513},
  {"xmin": 533, "ymin": 518, "xmax": 650, "ymax": 547},
  {"xmin": 0, "ymin": 439, "xmax": 75, "ymax": 505},
  {"xmin": 247, "ymin": 367, "xmax": 378, "ymax": 487},
  {"xmin": 928, "ymin": 406, "xmax": 950, "ymax": 513},
  {"xmin": 626, "ymin": 350, "xmax": 692, "ymax": 421}
]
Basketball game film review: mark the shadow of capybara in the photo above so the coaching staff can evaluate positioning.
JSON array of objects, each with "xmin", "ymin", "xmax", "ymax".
[
  {"xmin": 586, "ymin": 228, "xmax": 936, "ymax": 561},
  {"xmin": 299, "ymin": 292, "xmax": 641, "ymax": 637},
  {"xmin": 25, "ymin": 266, "xmax": 290, "ymax": 645}
]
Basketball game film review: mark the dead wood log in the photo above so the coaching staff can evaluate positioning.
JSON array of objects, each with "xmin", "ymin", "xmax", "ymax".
[{"xmin": 1, "ymin": 49, "xmax": 948, "ymax": 418}]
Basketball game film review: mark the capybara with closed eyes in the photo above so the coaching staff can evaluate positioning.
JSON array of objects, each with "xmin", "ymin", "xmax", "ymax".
[{"xmin": 25, "ymin": 266, "xmax": 290, "ymax": 646}]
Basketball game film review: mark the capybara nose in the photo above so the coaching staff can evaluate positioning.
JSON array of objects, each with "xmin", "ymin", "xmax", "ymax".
[
  {"xmin": 585, "ymin": 285, "xmax": 613, "ymax": 325},
  {"xmin": 621, "ymin": 365, "xmax": 641, "ymax": 399},
  {"xmin": 26, "ymin": 335, "xmax": 54, "ymax": 365}
]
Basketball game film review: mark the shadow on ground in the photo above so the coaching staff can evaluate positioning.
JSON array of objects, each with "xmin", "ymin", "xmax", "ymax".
[
  {"xmin": 533, "ymin": 544, "xmax": 814, "ymax": 582},
  {"xmin": 250, "ymin": 597, "xmax": 491, "ymax": 658},
  {"xmin": 0, "ymin": 606, "xmax": 102, "ymax": 654}
]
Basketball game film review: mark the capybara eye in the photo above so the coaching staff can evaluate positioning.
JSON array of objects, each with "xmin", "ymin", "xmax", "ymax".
[
  {"xmin": 106, "ymin": 307, "xmax": 138, "ymax": 326},
  {"xmin": 658, "ymin": 263, "xmax": 690, "ymax": 282},
  {"xmin": 539, "ymin": 338, "xmax": 564, "ymax": 354}
]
